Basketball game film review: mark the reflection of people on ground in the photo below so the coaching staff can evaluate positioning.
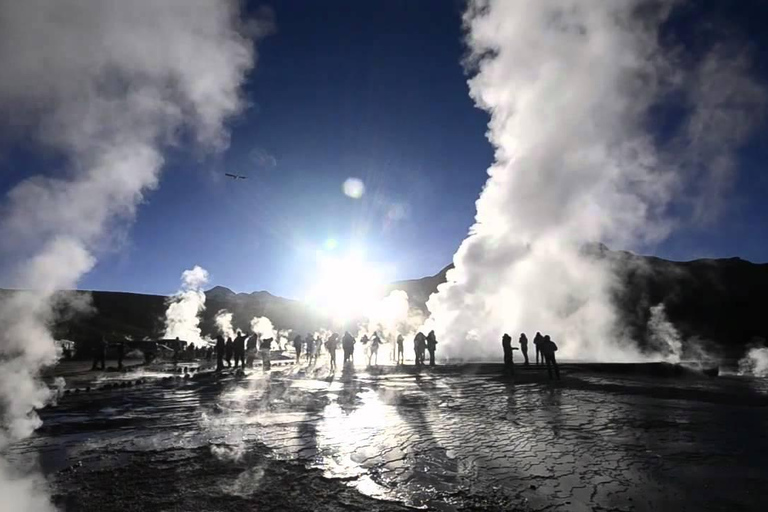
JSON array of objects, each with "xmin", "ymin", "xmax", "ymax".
[
  {"xmin": 325, "ymin": 333, "xmax": 339, "ymax": 371},
  {"xmin": 215, "ymin": 335, "xmax": 225, "ymax": 371},
  {"xmin": 519, "ymin": 333, "xmax": 529, "ymax": 366},
  {"xmin": 225, "ymin": 337, "xmax": 234, "ymax": 367},
  {"xmin": 396, "ymin": 334, "xmax": 404, "ymax": 364},
  {"xmin": 533, "ymin": 332, "xmax": 544, "ymax": 365},
  {"xmin": 233, "ymin": 331, "xmax": 245, "ymax": 368},
  {"xmin": 260, "ymin": 336, "xmax": 273, "ymax": 371},
  {"xmin": 293, "ymin": 334, "xmax": 303, "ymax": 363},
  {"xmin": 91, "ymin": 337, "xmax": 107, "ymax": 370},
  {"xmin": 369, "ymin": 332, "xmax": 382, "ymax": 366},
  {"xmin": 541, "ymin": 335, "xmax": 560, "ymax": 380},
  {"xmin": 342, "ymin": 331, "xmax": 355, "ymax": 363},
  {"xmin": 502, "ymin": 333, "xmax": 513, "ymax": 373},
  {"xmin": 426, "ymin": 330, "xmax": 438, "ymax": 366}
]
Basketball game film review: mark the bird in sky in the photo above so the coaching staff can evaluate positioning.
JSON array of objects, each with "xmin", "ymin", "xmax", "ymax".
[{"xmin": 224, "ymin": 173, "xmax": 247, "ymax": 180}]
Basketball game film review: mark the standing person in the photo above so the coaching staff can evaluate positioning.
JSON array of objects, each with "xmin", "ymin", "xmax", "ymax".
[
  {"xmin": 541, "ymin": 335, "xmax": 561, "ymax": 380},
  {"xmin": 413, "ymin": 332, "xmax": 425, "ymax": 366},
  {"xmin": 519, "ymin": 333, "xmax": 529, "ymax": 366},
  {"xmin": 342, "ymin": 331, "xmax": 355, "ymax": 363},
  {"xmin": 233, "ymin": 331, "xmax": 245, "ymax": 368},
  {"xmin": 426, "ymin": 330, "xmax": 438, "ymax": 366},
  {"xmin": 396, "ymin": 334, "xmax": 404, "ymax": 364},
  {"xmin": 533, "ymin": 332, "xmax": 544, "ymax": 365},
  {"xmin": 326, "ymin": 333, "xmax": 339, "ymax": 371},
  {"xmin": 260, "ymin": 337, "xmax": 273, "ymax": 371},
  {"xmin": 502, "ymin": 333, "xmax": 513, "ymax": 373},
  {"xmin": 369, "ymin": 332, "xmax": 382, "ymax": 366},
  {"xmin": 116, "ymin": 341, "xmax": 125, "ymax": 371},
  {"xmin": 91, "ymin": 337, "xmax": 107, "ymax": 371},
  {"xmin": 215, "ymin": 335, "xmax": 225, "ymax": 371},
  {"xmin": 225, "ymin": 337, "xmax": 234, "ymax": 368},
  {"xmin": 305, "ymin": 334, "xmax": 315, "ymax": 363},
  {"xmin": 293, "ymin": 334, "xmax": 303, "ymax": 363}
]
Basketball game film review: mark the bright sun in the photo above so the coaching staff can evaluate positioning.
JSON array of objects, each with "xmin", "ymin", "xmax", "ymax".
[{"xmin": 306, "ymin": 251, "xmax": 384, "ymax": 323}]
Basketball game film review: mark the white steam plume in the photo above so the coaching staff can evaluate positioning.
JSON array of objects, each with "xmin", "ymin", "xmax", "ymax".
[
  {"xmin": 164, "ymin": 266, "xmax": 209, "ymax": 345},
  {"xmin": 646, "ymin": 304, "xmax": 682, "ymax": 363},
  {"xmin": 250, "ymin": 316, "xmax": 276, "ymax": 340},
  {"xmin": 739, "ymin": 341, "xmax": 768, "ymax": 378},
  {"xmin": 0, "ymin": 1, "xmax": 265, "ymax": 508},
  {"xmin": 425, "ymin": 0, "xmax": 765, "ymax": 361},
  {"xmin": 215, "ymin": 309, "xmax": 236, "ymax": 340}
]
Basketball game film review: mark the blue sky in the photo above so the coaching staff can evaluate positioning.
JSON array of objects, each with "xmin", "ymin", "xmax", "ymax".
[{"xmin": 1, "ymin": 0, "xmax": 767, "ymax": 298}]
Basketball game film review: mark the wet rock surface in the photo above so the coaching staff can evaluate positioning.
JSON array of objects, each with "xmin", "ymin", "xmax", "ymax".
[{"xmin": 12, "ymin": 361, "xmax": 768, "ymax": 511}]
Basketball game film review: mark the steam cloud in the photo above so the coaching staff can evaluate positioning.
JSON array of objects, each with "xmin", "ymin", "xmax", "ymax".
[
  {"xmin": 164, "ymin": 266, "xmax": 210, "ymax": 345},
  {"xmin": 0, "ymin": 1, "xmax": 265, "ymax": 509},
  {"xmin": 250, "ymin": 316, "xmax": 276, "ymax": 340},
  {"xmin": 426, "ymin": 0, "xmax": 765, "ymax": 361},
  {"xmin": 215, "ymin": 309, "xmax": 236, "ymax": 340}
]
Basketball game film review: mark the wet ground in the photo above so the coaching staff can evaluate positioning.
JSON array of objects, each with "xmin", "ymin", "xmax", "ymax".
[{"xmin": 10, "ymin": 356, "xmax": 768, "ymax": 511}]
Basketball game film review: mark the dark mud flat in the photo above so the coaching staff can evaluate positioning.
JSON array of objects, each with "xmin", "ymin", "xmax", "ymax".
[
  {"xmin": 52, "ymin": 445, "xmax": 411, "ymax": 512},
  {"xmin": 14, "ymin": 360, "xmax": 768, "ymax": 511}
]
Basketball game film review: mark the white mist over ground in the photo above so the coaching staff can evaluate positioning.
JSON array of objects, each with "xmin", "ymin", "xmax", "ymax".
[
  {"xmin": 425, "ymin": 0, "xmax": 765, "ymax": 362},
  {"xmin": 739, "ymin": 344, "xmax": 768, "ymax": 377},
  {"xmin": 164, "ymin": 266, "xmax": 210, "ymax": 345},
  {"xmin": 215, "ymin": 310, "xmax": 236, "ymax": 340},
  {"xmin": 0, "ymin": 1, "xmax": 265, "ymax": 510}
]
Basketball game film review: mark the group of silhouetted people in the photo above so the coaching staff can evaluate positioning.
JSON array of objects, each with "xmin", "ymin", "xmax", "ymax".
[
  {"xmin": 412, "ymin": 330, "xmax": 437, "ymax": 366},
  {"xmin": 502, "ymin": 331, "xmax": 560, "ymax": 380}
]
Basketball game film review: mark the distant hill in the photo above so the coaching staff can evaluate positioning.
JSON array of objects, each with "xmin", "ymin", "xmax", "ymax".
[{"xmin": 2, "ymin": 248, "xmax": 766, "ymax": 356}]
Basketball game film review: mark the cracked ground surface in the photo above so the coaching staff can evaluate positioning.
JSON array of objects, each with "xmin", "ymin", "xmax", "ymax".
[{"xmin": 11, "ymin": 360, "xmax": 768, "ymax": 511}]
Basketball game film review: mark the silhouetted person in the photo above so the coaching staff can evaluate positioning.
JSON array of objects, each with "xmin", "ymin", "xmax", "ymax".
[
  {"xmin": 519, "ymin": 333, "xmax": 529, "ymax": 366},
  {"xmin": 91, "ymin": 337, "xmax": 106, "ymax": 370},
  {"xmin": 413, "ymin": 332, "xmax": 426, "ymax": 366},
  {"xmin": 260, "ymin": 337, "xmax": 273, "ymax": 371},
  {"xmin": 541, "ymin": 335, "xmax": 560, "ymax": 380},
  {"xmin": 369, "ymin": 332, "xmax": 382, "ymax": 366},
  {"xmin": 225, "ymin": 337, "xmax": 234, "ymax": 367},
  {"xmin": 326, "ymin": 333, "xmax": 339, "ymax": 371},
  {"xmin": 233, "ymin": 331, "xmax": 246, "ymax": 368},
  {"xmin": 215, "ymin": 335, "xmax": 225, "ymax": 371},
  {"xmin": 116, "ymin": 341, "xmax": 125, "ymax": 371},
  {"xmin": 502, "ymin": 333, "xmax": 513, "ymax": 373},
  {"xmin": 396, "ymin": 334, "xmax": 404, "ymax": 364},
  {"xmin": 305, "ymin": 334, "xmax": 315, "ymax": 363},
  {"xmin": 342, "ymin": 331, "xmax": 355, "ymax": 363},
  {"xmin": 426, "ymin": 330, "xmax": 438, "ymax": 366},
  {"xmin": 533, "ymin": 332, "xmax": 544, "ymax": 365},
  {"xmin": 293, "ymin": 335, "xmax": 303, "ymax": 363}
]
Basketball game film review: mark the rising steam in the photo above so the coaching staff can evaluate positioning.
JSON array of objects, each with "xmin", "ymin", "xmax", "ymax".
[
  {"xmin": 164, "ymin": 266, "xmax": 209, "ymax": 345},
  {"xmin": 425, "ymin": 0, "xmax": 765, "ymax": 361},
  {"xmin": 250, "ymin": 316, "xmax": 276, "ymax": 340},
  {"xmin": 0, "ymin": 0, "xmax": 264, "ymax": 509},
  {"xmin": 215, "ymin": 309, "xmax": 236, "ymax": 340}
]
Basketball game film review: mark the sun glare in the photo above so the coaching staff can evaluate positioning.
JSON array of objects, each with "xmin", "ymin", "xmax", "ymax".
[{"xmin": 306, "ymin": 251, "xmax": 384, "ymax": 323}]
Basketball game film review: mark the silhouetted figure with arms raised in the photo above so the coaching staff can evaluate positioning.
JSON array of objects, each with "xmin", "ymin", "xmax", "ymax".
[
  {"xmin": 215, "ymin": 335, "xmax": 225, "ymax": 371},
  {"xmin": 426, "ymin": 330, "xmax": 438, "ymax": 366},
  {"xmin": 541, "ymin": 335, "xmax": 560, "ymax": 380},
  {"xmin": 519, "ymin": 333, "xmax": 529, "ymax": 366},
  {"xmin": 293, "ymin": 334, "xmax": 303, "ymax": 363},
  {"xmin": 533, "ymin": 332, "xmax": 544, "ymax": 365},
  {"xmin": 396, "ymin": 334, "xmax": 404, "ymax": 364}
]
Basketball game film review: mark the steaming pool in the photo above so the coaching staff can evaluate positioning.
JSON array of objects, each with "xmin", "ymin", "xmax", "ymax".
[{"xmin": 9, "ymin": 360, "xmax": 768, "ymax": 511}]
